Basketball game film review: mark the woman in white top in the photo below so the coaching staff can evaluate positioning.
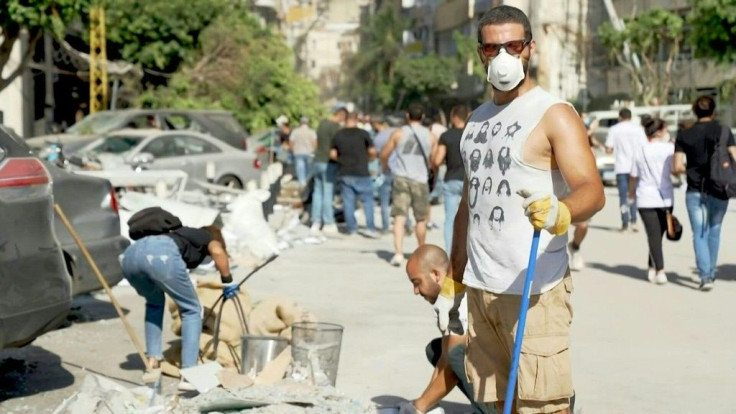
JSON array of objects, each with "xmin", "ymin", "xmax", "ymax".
[{"xmin": 629, "ymin": 118, "xmax": 674, "ymax": 284}]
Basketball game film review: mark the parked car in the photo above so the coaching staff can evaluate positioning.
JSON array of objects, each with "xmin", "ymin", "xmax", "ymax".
[
  {"xmin": 0, "ymin": 126, "xmax": 72, "ymax": 349},
  {"xmin": 74, "ymin": 129, "xmax": 262, "ymax": 189},
  {"xmin": 27, "ymin": 109, "xmax": 251, "ymax": 156},
  {"xmin": 47, "ymin": 161, "xmax": 130, "ymax": 295}
]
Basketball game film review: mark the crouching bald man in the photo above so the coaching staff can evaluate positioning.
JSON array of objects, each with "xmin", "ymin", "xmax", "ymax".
[{"xmin": 399, "ymin": 244, "xmax": 494, "ymax": 414}]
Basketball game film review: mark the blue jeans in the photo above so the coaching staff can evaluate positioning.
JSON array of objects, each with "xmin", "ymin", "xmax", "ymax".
[
  {"xmin": 378, "ymin": 173, "xmax": 393, "ymax": 232},
  {"xmin": 616, "ymin": 173, "xmax": 637, "ymax": 228},
  {"xmin": 121, "ymin": 236, "xmax": 202, "ymax": 368},
  {"xmin": 340, "ymin": 175, "xmax": 376, "ymax": 233},
  {"xmin": 443, "ymin": 180, "xmax": 464, "ymax": 252},
  {"xmin": 311, "ymin": 162, "xmax": 338, "ymax": 225},
  {"xmin": 685, "ymin": 191, "xmax": 729, "ymax": 280},
  {"xmin": 294, "ymin": 154, "xmax": 312, "ymax": 187}
]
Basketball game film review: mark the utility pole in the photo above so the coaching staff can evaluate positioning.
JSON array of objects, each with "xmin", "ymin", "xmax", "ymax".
[
  {"xmin": 89, "ymin": 4, "xmax": 108, "ymax": 113},
  {"xmin": 44, "ymin": 31, "xmax": 55, "ymax": 133}
]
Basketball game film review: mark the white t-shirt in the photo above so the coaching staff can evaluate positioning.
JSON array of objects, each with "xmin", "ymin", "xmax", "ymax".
[
  {"xmin": 435, "ymin": 294, "xmax": 468, "ymax": 336},
  {"xmin": 606, "ymin": 120, "xmax": 647, "ymax": 174},
  {"xmin": 631, "ymin": 141, "xmax": 674, "ymax": 208}
]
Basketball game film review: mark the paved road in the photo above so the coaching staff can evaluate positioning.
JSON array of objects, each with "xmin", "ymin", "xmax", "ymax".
[{"xmin": 1, "ymin": 186, "xmax": 735, "ymax": 413}]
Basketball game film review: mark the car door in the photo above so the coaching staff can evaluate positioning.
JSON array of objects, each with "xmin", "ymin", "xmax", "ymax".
[{"xmin": 141, "ymin": 134, "xmax": 221, "ymax": 181}]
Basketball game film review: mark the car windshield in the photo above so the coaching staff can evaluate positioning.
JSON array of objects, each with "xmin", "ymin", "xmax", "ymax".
[
  {"xmin": 67, "ymin": 112, "xmax": 124, "ymax": 134},
  {"xmin": 90, "ymin": 135, "xmax": 144, "ymax": 154}
]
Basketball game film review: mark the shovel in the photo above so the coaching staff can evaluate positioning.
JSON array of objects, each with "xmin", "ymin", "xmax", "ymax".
[{"xmin": 503, "ymin": 229, "xmax": 541, "ymax": 414}]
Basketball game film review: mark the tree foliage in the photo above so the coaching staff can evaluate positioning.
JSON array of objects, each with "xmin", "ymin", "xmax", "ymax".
[
  {"xmin": 688, "ymin": 0, "xmax": 736, "ymax": 64},
  {"xmin": 104, "ymin": 0, "xmax": 228, "ymax": 73},
  {"xmin": 598, "ymin": 8, "xmax": 683, "ymax": 105},
  {"xmin": 139, "ymin": 11, "xmax": 325, "ymax": 132},
  {"xmin": 0, "ymin": 0, "xmax": 88, "ymax": 92},
  {"xmin": 394, "ymin": 54, "xmax": 460, "ymax": 103}
]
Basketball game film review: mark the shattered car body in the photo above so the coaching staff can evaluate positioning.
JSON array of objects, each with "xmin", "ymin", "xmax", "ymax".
[{"xmin": 74, "ymin": 130, "xmax": 261, "ymax": 189}]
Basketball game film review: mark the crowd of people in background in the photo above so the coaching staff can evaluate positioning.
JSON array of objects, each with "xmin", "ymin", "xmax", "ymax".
[{"xmin": 271, "ymin": 93, "xmax": 735, "ymax": 289}]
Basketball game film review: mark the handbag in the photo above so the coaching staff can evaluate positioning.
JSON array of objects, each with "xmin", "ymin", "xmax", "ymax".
[
  {"xmin": 407, "ymin": 125, "xmax": 436, "ymax": 191},
  {"xmin": 642, "ymin": 149, "xmax": 682, "ymax": 241}
]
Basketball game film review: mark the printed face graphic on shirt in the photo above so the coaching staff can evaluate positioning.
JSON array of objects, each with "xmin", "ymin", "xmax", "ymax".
[
  {"xmin": 505, "ymin": 121, "xmax": 522, "ymax": 139},
  {"xmin": 498, "ymin": 147, "xmax": 511, "ymax": 175},
  {"xmin": 489, "ymin": 206, "xmax": 505, "ymax": 231},
  {"xmin": 483, "ymin": 148, "xmax": 494, "ymax": 169},
  {"xmin": 496, "ymin": 179, "xmax": 511, "ymax": 197},
  {"xmin": 492, "ymin": 122, "xmax": 502, "ymax": 137},
  {"xmin": 465, "ymin": 124, "xmax": 475, "ymax": 141},
  {"xmin": 474, "ymin": 122, "xmax": 490, "ymax": 144},
  {"xmin": 469, "ymin": 177, "xmax": 480, "ymax": 208},
  {"xmin": 482, "ymin": 177, "xmax": 493, "ymax": 194},
  {"xmin": 470, "ymin": 149, "xmax": 482, "ymax": 172},
  {"xmin": 472, "ymin": 213, "xmax": 480, "ymax": 226}
]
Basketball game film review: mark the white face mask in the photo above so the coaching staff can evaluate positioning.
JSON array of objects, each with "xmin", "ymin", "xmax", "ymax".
[{"xmin": 486, "ymin": 48, "xmax": 526, "ymax": 92}]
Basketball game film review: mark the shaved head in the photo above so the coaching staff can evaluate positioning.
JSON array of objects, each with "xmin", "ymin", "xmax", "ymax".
[{"xmin": 406, "ymin": 244, "xmax": 449, "ymax": 304}]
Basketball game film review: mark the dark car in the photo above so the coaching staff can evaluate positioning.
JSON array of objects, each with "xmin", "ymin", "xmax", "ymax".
[
  {"xmin": 47, "ymin": 162, "xmax": 130, "ymax": 295},
  {"xmin": 27, "ymin": 109, "xmax": 250, "ymax": 155},
  {"xmin": 0, "ymin": 126, "xmax": 72, "ymax": 349}
]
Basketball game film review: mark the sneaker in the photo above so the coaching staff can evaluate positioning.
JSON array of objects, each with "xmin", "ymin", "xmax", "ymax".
[
  {"xmin": 647, "ymin": 268, "xmax": 656, "ymax": 283},
  {"xmin": 427, "ymin": 221, "xmax": 439, "ymax": 230},
  {"xmin": 619, "ymin": 226, "xmax": 628, "ymax": 233},
  {"xmin": 655, "ymin": 271, "xmax": 668, "ymax": 285},
  {"xmin": 630, "ymin": 224, "xmax": 639, "ymax": 233},
  {"xmin": 699, "ymin": 278, "xmax": 714, "ymax": 292},
  {"xmin": 322, "ymin": 223, "xmax": 339, "ymax": 235},
  {"xmin": 390, "ymin": 254, "xmax": 404, "ymax": 267},
  {"xmin": 568, "ymin": 243, "xmax": 584, "ymax": 271},
  {"xmin": 361, "ymin": 229, "xmax": 380, "ymax": 239},
  {"xmin": 178, "ymin": 379, "xmax": 197, "ymax": 392},
  {"xmin": 310, "ymin": 223, "xmax": 322, "ymax": 235}
]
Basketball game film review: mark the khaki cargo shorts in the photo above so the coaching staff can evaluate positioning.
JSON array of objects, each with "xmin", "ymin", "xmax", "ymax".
[
  {"xmin": 391, "ymin": 176, "xmax": 429, "ymax": 221},
  {"xmin": 465, "ymin": 272, "xmax": 574, "ymax": 414}
]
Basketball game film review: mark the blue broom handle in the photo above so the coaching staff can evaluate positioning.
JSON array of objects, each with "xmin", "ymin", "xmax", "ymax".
[{"xmin": 503, "ymin": 229, "xmax": 541, "ymax": 414}]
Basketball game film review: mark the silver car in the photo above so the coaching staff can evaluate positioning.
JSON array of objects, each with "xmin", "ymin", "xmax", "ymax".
[{"xmin": 75, "ymin": 129, "xmax": 262, "ymax": 189}]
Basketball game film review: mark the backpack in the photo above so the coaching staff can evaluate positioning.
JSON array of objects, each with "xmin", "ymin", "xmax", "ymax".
[
  {"xmin": 127, "ymin": 207, "xmax": 182, "ymax": 240},
  {"xmin": 709, "ymin": 125, "xmax": 736, "ymax": 199}
]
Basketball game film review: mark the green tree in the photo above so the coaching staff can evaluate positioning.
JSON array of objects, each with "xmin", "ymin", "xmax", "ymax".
[
  {"xmin": 394, "ymin": 54, "xmax": 460, "ymax": 104},
  {"xmin": 688, "ymin": 0, "xmax": 736, "ymax": 64},
  {"xmin": 104, "ymin": 0, "xmax": 229, "ymax": 73},
  {"xmin": 0, "ymin": 0, "xmax": 87, "ymax": 91},
  {"xmin": 341, "ymin": 4, "xmax": 408, "ymax": 110},
  {"xmin": 139, "ymin": 11, "xmax": 325, "ymax": 132},
  {"xmin": 598, "ymin": 8, "xmax": 683, "ymax": 105}
]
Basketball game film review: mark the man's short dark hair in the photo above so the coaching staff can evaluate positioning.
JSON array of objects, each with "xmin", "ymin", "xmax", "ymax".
[
  {"xmin": 334, "ymin": 107, "xmax": 349, "ymax": 117},
  {"xmin": 477, "ymin": 5, "xmax": 532, "ymax": 44},
  {"xmin": 693, "ymin": 95, "xmax": 716, "ymax": 119},
  {"xmin": 450, "ymin": 105, "xmax": 471, "ymax": 122},
  {"xmin": 407, "ymin": 103, "xmax": 424, "ymax": 121},
  {"xmin": 619, "ymin": 108, "xmax": 632, "ymax": 120}
]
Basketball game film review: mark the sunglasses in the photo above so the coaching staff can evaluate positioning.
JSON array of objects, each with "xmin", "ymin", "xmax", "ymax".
[{"xmin": 478, "ymin": 39, "xmax": 530, "ymax": 57}]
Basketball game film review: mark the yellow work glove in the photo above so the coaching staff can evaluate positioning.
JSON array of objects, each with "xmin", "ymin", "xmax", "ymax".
[
  {"xmin": 517, "ymin": 189, "xmax": 571, "ymax": 236},
  {"xmin": 433, "ymin": 277, "xmax": 465, "ymax": 335}
]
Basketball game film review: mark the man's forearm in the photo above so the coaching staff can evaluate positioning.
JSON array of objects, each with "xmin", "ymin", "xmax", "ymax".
[
  {"xmin": 414, "ymin": 337, "xmax": 460, "ymax": 412},
  {"xmin": 449, "ymin": 194, "xmax": 468, "ymax": 283},
  {"xmin": 561, "ymin": 181, "xmax": 605, "ymax": 223}
]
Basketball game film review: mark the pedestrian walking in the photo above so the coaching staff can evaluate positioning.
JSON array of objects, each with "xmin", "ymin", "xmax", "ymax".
[
  {"xmin": 330, "ymin": 112, "xmax": 379, "ymax": 238},
  {"xmin": 629, "ymin": 117, "xmax": 675, "ymax": 285},
  {"xmin": 121, "ymin": 225, "xmax": 234, "ymax": 391},
  {"xmin": 433, "ymin": 104, "xmax": 470, "ymax": 252},
  {"xmin": 289, "ymin": 116, "xmax": 317, "ymax": 187},
  {"xmin": 605, "ymin": 108, "xmax": 647, "ymax": 232},
  {"xmin": 380, "ymin": 103, "xmax": 438, "ymax": 267},
  {"xmin": 435, "ymin": 6, "xmax": 604, "ymax": 413},
  {"xmin": 372, "ymin": 115, "xmax": 396, "ymax": 233},
  {"xmin": 673, "ymin": 95, "xmax": 736, "ymax": 291},
  {"xmin": 311, "ymin": 108, "xmax": 348, "ymax": 235}
]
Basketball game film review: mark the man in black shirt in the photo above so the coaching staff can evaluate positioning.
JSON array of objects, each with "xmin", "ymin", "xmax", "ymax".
[
  {"xmin": 673, "ymin": 95, "xmax": 736, "ymax": 291},
  {"xmin": 330, "ymin": 112, "xmax": 379, "ymax": 237},
  {"xmin": 433, "ymin": 105, "xmax": 470, "ymax": 252}
]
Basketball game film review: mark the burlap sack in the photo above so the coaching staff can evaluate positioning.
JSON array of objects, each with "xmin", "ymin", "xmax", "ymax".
[{"xmin": 248, "ymin": 298, "xmax": 317, "ymax": 340}]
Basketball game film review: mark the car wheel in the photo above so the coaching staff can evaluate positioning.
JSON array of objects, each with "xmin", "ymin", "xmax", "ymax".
[{"xmin": 216, "ymin": 174, "xmax": 243, "ymax": 189}]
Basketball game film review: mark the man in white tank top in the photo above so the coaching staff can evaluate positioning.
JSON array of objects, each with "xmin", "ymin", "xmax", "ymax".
[{"xmin": 432, "ymin": 6, "xmax": 605, "ymax": 414}]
